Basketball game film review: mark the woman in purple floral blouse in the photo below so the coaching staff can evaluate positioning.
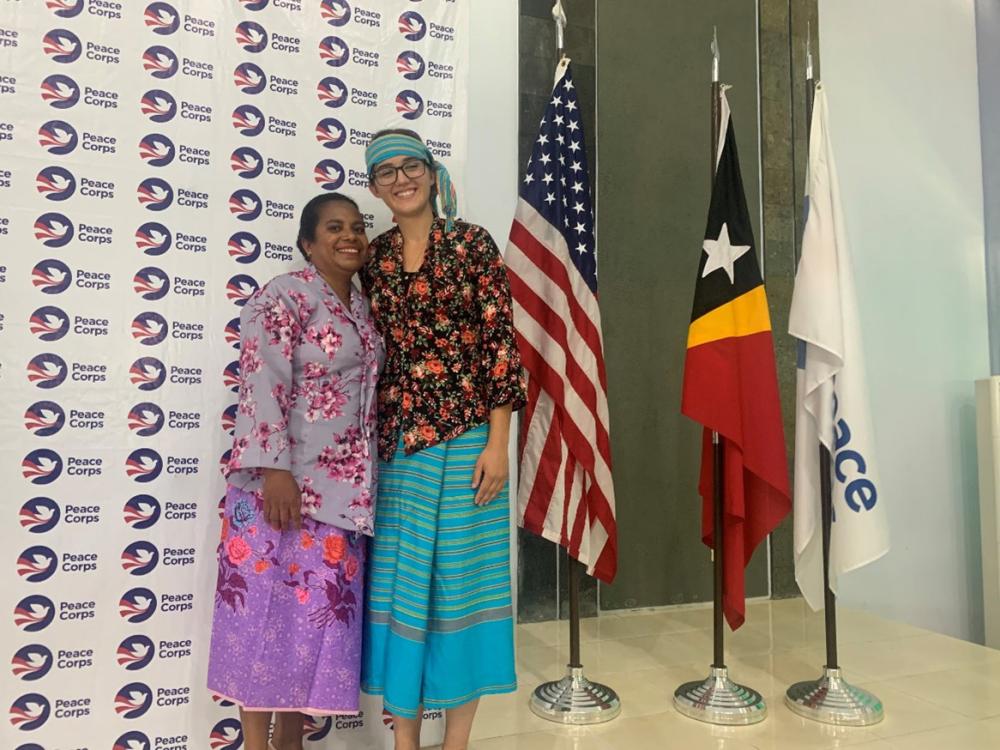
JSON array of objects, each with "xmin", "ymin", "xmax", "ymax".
[
  {"xmin": 359, "ymin": 130, "xmax": 526, "ymax": 750},
  {"xmin": 208, "ymin": 193, "xmax": 385, "ymax": 750}
]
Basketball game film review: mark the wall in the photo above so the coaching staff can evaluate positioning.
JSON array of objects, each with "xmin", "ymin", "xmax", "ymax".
[
  {"xmin": 819, "ymin": 0, "xmax": 990, "ymax": 641},
  {"xmin": 597, "ymin": 0, "xmax": 769, "ymax": 611},
  {"xmin": 465, "ymin": 0, "xmax": 521, "ymax": 617},
  {"xmin": 976, "ymin": 0, "xmax": 1000, "ymax": 373}
]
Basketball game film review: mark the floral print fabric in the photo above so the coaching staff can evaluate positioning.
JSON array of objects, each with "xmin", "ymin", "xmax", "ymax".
[
  {"xmin": 224, "ymin": 266, "xmax": 385, "ymax": 534},
  {"xmin": 208, "ymin": 485, "xmax": 366, "ymax": 714},
  {"xmin": 361, "ymin": 219, "xmax": 526, "ymax": 461}
]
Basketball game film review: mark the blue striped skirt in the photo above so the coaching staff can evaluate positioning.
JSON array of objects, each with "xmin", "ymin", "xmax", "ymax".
[{"xmin": 361, "ymin": 424, "xmax": 517, "ymax": 719}]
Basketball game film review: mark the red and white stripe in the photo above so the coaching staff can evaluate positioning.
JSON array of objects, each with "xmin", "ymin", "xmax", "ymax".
[{"xmin": 505, "ymin": 201, "xmax": 618, "ymax": 582}]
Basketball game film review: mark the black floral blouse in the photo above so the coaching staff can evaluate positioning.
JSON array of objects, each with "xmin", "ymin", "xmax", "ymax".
[{"xmin": 361, "ymin": 218, "xmax": 526, "ymax": 461}]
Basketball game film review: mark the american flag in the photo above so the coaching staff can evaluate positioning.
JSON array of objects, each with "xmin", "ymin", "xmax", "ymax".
[{"xmin": 505, "ymin": 60, "xmax": 617, "ymax": 583}]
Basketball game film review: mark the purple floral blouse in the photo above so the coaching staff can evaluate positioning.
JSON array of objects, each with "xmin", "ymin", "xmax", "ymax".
[{"xmin": 223, "ymin": 266, "xmax": 385, "ymax": 535}]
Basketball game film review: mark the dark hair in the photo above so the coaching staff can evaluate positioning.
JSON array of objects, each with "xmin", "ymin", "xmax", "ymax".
[
  {"xmin": 366, "ymin": 128, "xmax": 438, "ymax": 211},
  {"xmin": 296, "ymin": 192, "xmax": 360, "ymax": 261}
]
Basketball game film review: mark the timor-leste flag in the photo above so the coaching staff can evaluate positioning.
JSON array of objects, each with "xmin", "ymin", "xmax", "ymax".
[{"xmin": 681, "ymin": 90, "xmax": 791, "ymax": 630}]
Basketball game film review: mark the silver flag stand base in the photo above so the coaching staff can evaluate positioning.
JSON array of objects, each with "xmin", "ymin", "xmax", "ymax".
[
  {"xmin": 529, "ymin": 665, "xmax": 622, "ymax": 725},
  {"xmin": 673, "ymin": 666, "xmax": 768, "ymax": 725},
  {"xmin": 785, "ymin": 667, "xmax": 884, "ymax": 726}
]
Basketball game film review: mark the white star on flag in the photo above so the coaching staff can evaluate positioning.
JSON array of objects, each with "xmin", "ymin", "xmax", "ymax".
[{"xmin": 701, "ymin": 222, "xmax": 751, "ymax": 284}]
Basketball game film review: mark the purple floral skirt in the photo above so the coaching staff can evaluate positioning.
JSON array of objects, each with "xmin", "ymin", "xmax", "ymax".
[{"xmin": 208, "ymin": 484, "xmax": 367, "ymax": 714}]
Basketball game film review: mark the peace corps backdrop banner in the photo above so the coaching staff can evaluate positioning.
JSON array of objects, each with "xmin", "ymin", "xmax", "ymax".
[{"xmin": 0, "ymin": 1, "xmax": 467, "ymax": 748}]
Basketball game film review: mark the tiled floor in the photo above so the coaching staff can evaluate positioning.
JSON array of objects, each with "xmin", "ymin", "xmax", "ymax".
[{"xmin": 464, "ymin": 598, "xmax": 1000, "ymax": 749}]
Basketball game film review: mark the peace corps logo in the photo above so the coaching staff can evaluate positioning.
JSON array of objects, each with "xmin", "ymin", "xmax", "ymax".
[
  {"xmin": 27, "ymin": 353, "xmax": 68, "ymax": 389},
  {"xmin": 143, "ymin": 46, "xmax": 179, "ymax": 79},
  {"xmin": 24, "ymin": 315, "xmax": 70, "ymax": 349},
  {"xmin": 24, "ymin": 401, "xmax": 66, "ymax": 437},
  {"xmin": 229, "ymin": 189, "xmax": 262, "ymax": 221},
  {"xmin": 139, "ymin": 133, "xmax": 175, "ymax": 167},
  {"xmin": 144, "ymin": 2, "xmax": 180, "ymax": 35},
  {"xmin": 133, "ymin": 267, "xmax": 170, "ymax": 301},
  {"xmin": 34, "ymin": 211, "xmax": 74, "ymax": 246},
  {"xmin": 22, "ymin": 449, "xmax": 63, "ymax": 485},
  {"xmin": 46, "ymin": 0, "xmax": 84, "ymax": 19},
  {"xmin": 119, "ymin": 588, "xmax": 157, "ymax": 623},
  {"xmin": 231, "ymin": 147, "xmax": 263, "ymax": 179},
  {"xmin": 114, "ymin": 732, "xmax": 152, "ymax": 750},
  {"xmin": 9, "ymin": 693, "xmax": 50, "ymax": 731},
  {"xmin": 319, "ymin": 36, "xmax": 349, "ymax": 67},
  {"xmin": 141, "ymin": 89, "xmax": 177, "ymax": 123},
  {"xmin": 38, "ymin": 120, "xmax": 78, "ymax": 155},
  {"xmin": 41, "ymin": 74, "xmax": 79, "ymax": 108},
  {"xmin": 398, "ymin": 11, "xmax": 426, "ymax": 41},
  {"xmin": 14, "ymin": 595, "xmax": 55, "ymax": 632},
  {"xmin": 211, "ymin": 694, "xmax": 236, "ymax": 708},
  {"xmin": 222, "ymin": 404, "xmax": 238, "ymax": 435},
  {"xmin": 36, "ymin": 166, "xmax": 76, "ymax": 201},
  {"xmin": 26, "ymin": 320, "xmax": 67, "ymax": 352},
  {"xmin": 225, "ymin": 317, "xmax": 242, "ymax": 347},
  {"xmin": 131, "ymin": 312, "xmax": 168, "ymax": 345},
  {"xmin": 138, "ymin": 178, "xmax": 173, "ymax": 210},
  {"xmin": 228, "ymin": 232, "xmax": 261, "ymax": 263},
  {"xmin": 32, "ymin": 259, "xmax": 72, "ymax": 294},
  {"xmin": 43, "ymin": 29, "xmax": 82, "ymax": 63},
  {"xmin": 232, "ymin": 104, "xmax": 266, "ymax": 136},
  {"xmin": 136, "ymin": 222, "xmax": 172, "ymax": 255},
  {"xmin": 314, "ymin": 159, "xmax": 345, "ymax": 190},
  {"xmin": 316, "ymin": 118, "xmax": 346, "ymax": 149},
  {"xmin": 17, "ymin": 546, "xmax": 57, "ymax": 583},
  {"xmin": 124, "ymin": 494, "xmax": 161, "ymax": 529},
  {"xmin": 126, "ymin": 448, "xmax": 163, "ymax": 482},
  {"xmin": 226, "ymin": 274, "xmax": 260, "ymax": 305},
  {"xmin": 20, "ymin": 498, "xmax": 61, "ymax": 534},
  {"xmin": 128, "ymin": 402, "xmax": 165, "ymax": 436},
  {"xmin": 223, "ymin": 361, "xmax": 241, "ymax": 392},
  {"xmin": 318, "ymin": 76, "xmax": 347, "ymax": 108},
  {"xmin": 236, "ymin": 21, "xmax": 268, "ymax": 53},
  {"xmin": 122, "ymin": 541, "xmax": 159, "ymax": 575},
  {"xmin": 304, "ymin": 715, "xmax": 333, "ymax": 740},
  {"xmin": 115, "ymin": 682, "xmax": 153, "ymax": 719},
  {"xmin": 117, "ymin": 635, "xmax": 155, "ymax": 670},
  {"xmin": 239, "ymin": 0, "xmax": 269, "ymax": 10},
  {"xmin": 397, "ymin": 51, "xmax": 425, "ymax": 80},
  {"xmin": 321, "ymin": 0, "xmax": 351, "ymax": 26},
  {"xmin": 12, "ymin": 645, "xmax": 53, "ymax": 681},
  {"xmin": 234, "ymin": 62, "xmax": 267, "ymax": 94},
  {"xmin": 129, "ymin": 357, "xmax": 166, "ymax": 391},
  {"xmin": 396, "ymin": 90, "xmax": 424, "ymax": 120},
  {"xmin": 210, "ymin": 718, "xmax": 244, "ymax": 750}
]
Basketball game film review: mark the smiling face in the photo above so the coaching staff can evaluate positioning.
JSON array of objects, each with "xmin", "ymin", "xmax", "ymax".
[
  {"xmin": 300, "ymin": 198, "xmax": 369, "ymax": 282},
  {"xmin": 368, "ymin": 154, "xmax": 435, "ymax": 221}
]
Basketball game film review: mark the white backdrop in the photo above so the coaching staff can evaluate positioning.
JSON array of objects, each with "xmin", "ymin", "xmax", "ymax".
[{"xmin": 0, "ymin": 1, "xmax": 474, "ymax": 747}]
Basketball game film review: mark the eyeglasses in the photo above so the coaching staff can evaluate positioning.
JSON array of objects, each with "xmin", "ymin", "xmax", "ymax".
[{"xmin": 371, "ymin": 159, "xmax": 428, "ymax": 186}]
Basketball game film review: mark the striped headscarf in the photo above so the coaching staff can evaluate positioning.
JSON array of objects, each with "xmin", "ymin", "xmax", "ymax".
[{"xmin": 365, "ymin": 132, "xmax": 458, "ymax": 232}]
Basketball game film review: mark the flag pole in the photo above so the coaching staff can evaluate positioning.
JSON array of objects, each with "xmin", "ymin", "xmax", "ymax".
[
  {"xmin": 527, "ymin": 5, "xmax": 621, "ymax": 724},
  {"xmin": 784, "ymin": 28, "xmax": 884, "ymax": 727},
  {"xmin": 673, "ymin": 30, "xmax": 768, "ymax": 725}
]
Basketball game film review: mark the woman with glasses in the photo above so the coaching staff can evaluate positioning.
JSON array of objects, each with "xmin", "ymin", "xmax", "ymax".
[{"xmin": 359, "ymin": 129, "xmax": 525, "ymax": 750}]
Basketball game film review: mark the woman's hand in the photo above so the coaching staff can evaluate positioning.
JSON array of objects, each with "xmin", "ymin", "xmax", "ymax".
[
  {"xmin": 472, "ymin": 440, "xmax": 509, "ymax": 506},
  {"xmin": 262, "ymin": 469, "xmax": 302, "ymax": 531}
]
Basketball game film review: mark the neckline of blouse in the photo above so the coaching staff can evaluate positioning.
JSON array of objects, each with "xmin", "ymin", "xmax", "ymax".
[{"xmin": 389, "ymin": 217, "xmax": 446, "ymax": 275}]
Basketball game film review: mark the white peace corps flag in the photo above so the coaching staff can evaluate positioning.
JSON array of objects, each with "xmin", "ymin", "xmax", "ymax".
[{"xmin": 789, "ymin": 85, "xmax": 889, "ymax": 610}]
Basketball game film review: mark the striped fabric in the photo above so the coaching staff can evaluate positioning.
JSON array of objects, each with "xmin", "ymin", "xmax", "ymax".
[{"xmin": 361, "ymin": 424, "xmax": 516, "ymax": 718}]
